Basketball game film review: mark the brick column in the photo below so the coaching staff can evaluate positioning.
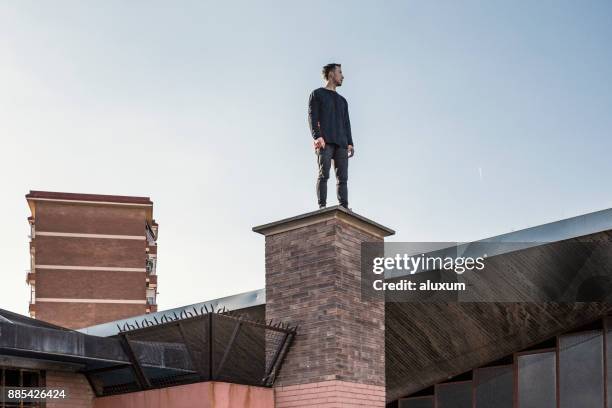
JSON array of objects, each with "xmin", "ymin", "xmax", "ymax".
[{"xmin": 253, "ymin": 206, "xmax": 394, "ymax": 408}]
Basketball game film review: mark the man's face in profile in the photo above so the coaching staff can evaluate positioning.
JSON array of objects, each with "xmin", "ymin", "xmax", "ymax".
[{"xmin": 331, "ymin": 66, "xmax": 344, "ymax": 86}]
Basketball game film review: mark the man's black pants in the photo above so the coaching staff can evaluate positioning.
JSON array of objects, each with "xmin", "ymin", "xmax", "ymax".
[{"xmin": 316, "ymin": 143, "xmax": 348, "ymax": 208}]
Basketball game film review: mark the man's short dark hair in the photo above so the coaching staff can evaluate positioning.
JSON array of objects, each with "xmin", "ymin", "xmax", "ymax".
[{"xmin": 322, "ymin": 63, "xmax": 341, "ymax": 80}]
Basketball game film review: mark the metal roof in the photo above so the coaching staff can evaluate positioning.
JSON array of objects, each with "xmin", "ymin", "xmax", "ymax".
[
  {"xmin": 80, "ymin": 206, "xmax": 612, "ymax": 334},
  {"xmin": 79, "ymin": 289, "xmax": 266, "ymax": 337},
  {"xmin": 0, "ymin": 308, "xmax": 71, "ymax": 331},
  {"xmin": 0, "ymin": 308, "xmax": 130, "ymax": 370},
  {"xmin": 386, "ymin": 207, "xmax": 612, "ymax": 279}
]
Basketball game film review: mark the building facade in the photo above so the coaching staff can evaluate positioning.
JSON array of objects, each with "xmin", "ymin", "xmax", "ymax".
[
  {"xmin": 25, "ymin": 191, "xmax": 158, "ymax": 329},
  {"xmin": 3, "ymin": 203, "xmax": 611, "ymax": 407}
]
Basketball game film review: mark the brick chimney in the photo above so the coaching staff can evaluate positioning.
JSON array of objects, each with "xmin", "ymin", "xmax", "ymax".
[{"xmin": 253, "ymin": 206, "xmax": 394, "ymax": 408}]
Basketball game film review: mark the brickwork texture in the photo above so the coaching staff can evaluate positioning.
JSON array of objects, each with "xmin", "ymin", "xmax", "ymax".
[
  {"xmin": 264, "ymin": 214, "xmax": 386, "ymax": 400},
  {"xmin": 46, "ymin": 371, "xmax": 94, "ymax": 408}
]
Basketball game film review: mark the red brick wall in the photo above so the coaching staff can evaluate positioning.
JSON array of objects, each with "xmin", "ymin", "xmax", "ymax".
[
  {"xmin": 46, "ymin": 371, "xmax": 94, "ymax": 408},
  {"xmin": 35, "ymin": 202, "xmax": 146, "ymax": 236},
  {"xmin": 35, "ymin": 303, "xmax": 147, "ymax": 329},
  {"xmin": 29, "ymin": 200, "xmax": 154, "ymax": 329},
  {"xmin": 34, "ymin": 236, "xmax": 146, "ymax": 268},
  {"xmin": 37, "ymin": 270, "xmax": 145, "ymax": 299}
]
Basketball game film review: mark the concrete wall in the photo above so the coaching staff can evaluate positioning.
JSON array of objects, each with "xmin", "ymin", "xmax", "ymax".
[{"xmin": 93, "ymin": 382, "xmax": 274, "ymax": 408}]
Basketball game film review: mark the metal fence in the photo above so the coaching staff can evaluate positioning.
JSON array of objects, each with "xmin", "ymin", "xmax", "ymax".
[{"xmin": 84, "ymin": 307, "xmax": 296, "ymax": 396}]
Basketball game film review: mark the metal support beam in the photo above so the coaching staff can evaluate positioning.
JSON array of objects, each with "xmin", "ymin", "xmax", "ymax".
[
  {"xmin": 213, "ymin": 320, "xmax": 242, "ymax": 379},
  {"xmin": 263, "ymin": 331, "xmax": 288, "ymax": 385},
  {"xmin": 119, "ymin": 334, "xmax": 151, "ymax": 390},
  {"xmin": 265, "ymin": 330, "xmax": 296, "ymax": 386},
  {"xmin": 83, "ymin": 371, "xmax": 101, "ymax": 397}
]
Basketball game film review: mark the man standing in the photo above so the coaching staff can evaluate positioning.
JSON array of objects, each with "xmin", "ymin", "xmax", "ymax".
[{"xmin": 308, "ymin": 63, "xmax": 354, "ymax": 209}]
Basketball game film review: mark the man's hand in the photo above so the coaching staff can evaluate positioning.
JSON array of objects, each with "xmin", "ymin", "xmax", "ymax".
[
  {"xmin": 314, "ymin": 137, "xmax": 326, "ymax": 149},
  {"xmin": 348, "ymin": 145, "xmax": 354, "ymax": 158}
]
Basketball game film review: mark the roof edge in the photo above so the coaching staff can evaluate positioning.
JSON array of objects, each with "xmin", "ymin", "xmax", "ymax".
[
  {"xmin": 26, "ymin": 190, "xmax": 152, "ymax": 205},
  {"xmin": 253, "ymin": 205, "xmax": 395, "ymax": 238}
]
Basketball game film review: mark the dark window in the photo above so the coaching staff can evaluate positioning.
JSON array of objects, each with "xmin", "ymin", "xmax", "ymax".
[
  {"xmin": 559, "ymin": 330, "xmax": 604, "ymax": 408},
  {"xmin": 398, "ymin": 396, "xmax": 433, "ymax": 408},
  {"xmin": 435, "ymin": 382, "xmax": 472, "ymax": 408},
  {"xmin": 0, "ymin": 367, "xmax": 44, "ymax": 408},
  {"xmin": 474, "ymin": 365, "xmax": 513, "ymax": 408},
  {"xmin": 517, "ymin": 351, "xmax": 556, "ymax": 408},
  {"xmin": 4, "ymin": 370, "xmax": 19, "ymax": 387},
  {"xmin": 21, "ymin": 372, "xmax": 39, "ymax": 388}
]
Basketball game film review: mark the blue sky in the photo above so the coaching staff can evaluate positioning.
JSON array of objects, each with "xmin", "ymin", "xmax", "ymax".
[{"xmin": 1, "ymin": 1, "xmax": 612, "ymax": 316}]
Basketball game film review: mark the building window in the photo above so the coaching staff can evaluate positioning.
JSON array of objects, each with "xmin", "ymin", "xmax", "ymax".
[
  {"xmin": 517, "ymin": 351, "xmax": 557, "ymax": 408},
  {"xmin": 474, "ymin": 365, "xmax": 513, "ymax": 408},
  {"xmin": 398, "ymin": 396, "xmax": 433, "ymax": 408},
  {"xmin": 435, "ymin": 381, "xmax": 472, "ymax": 408},
  {"xmin": 559, "ymin": 330, "xmax": 604, "ymax": 408},
  {"xmin": 0, "ymin": 367, "xmax": 45, "ymax": 407}
]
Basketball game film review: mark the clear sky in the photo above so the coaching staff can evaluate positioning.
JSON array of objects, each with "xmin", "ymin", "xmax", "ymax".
[{"xmin": 2, "ymin": 1, "xmax": 612, "ymax": 316}]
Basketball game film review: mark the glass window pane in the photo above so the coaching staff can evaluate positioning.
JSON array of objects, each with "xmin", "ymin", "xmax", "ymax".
[
  {"xmin": 436, "ymin": 382, "xmax": 472, "ymax": 408},
  {"xmin": 22, "ymin": 370, "xmax": 39, "ymax": 387},
  {"xmin": 4, "ymin": 369, "xmax": 20, "ymax": 386},
  {"xmin": 517, "ymin": 351, "xmax": 556, "ymax": 408},
  {"xmin": 399, "ymin": 396, "xmax": 433, "ymax": 408},
  {"xmin": 559, "ymin": 330, "xmax": 604, "ymax": 408},
  {"xmin": 474, "ymin": 365, "xmax": 513, "ymax": 408}
]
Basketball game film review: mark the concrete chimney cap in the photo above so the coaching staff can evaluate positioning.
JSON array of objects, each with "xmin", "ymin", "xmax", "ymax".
[{"xmin": 252, "ymin": 205, "xmax": 395, "ymax": 238}]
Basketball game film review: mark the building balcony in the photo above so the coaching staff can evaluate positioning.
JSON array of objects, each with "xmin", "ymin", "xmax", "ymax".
[
  {"xmin": 26, "ymin": 271, "xmax": 35, "ymax": 284},
  {"xmin": 146, "ymin": 259, "xmax": 157, "ymax": 275},
  {"xmin": 145, "ymin": 223, "xmax": 157, "ymax": 246},
  {"xmin": 146, "ymin": 275, "xmax": 157, "ymax": 287}
]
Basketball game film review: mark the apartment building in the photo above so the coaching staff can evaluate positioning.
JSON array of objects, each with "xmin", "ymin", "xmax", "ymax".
[{"xmin": 25, "ymin": 190, "xmax": 158, "ymax": 329}]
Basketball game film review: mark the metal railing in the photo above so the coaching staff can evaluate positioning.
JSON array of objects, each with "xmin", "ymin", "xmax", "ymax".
[{"xmin": 145, "ymin": 223, "xmax": 157, "ymax": 246}]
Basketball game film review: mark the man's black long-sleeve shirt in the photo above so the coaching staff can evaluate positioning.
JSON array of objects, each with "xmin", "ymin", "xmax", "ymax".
[{"xmin": 308, "ymin": 87, "xmax": 353, "ymax": 147}]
